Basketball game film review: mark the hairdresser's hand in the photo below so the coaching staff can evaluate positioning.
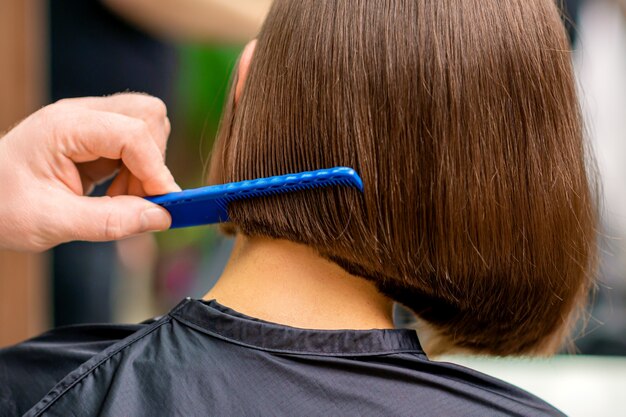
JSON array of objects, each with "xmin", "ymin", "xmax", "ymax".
[{"xmin": 0, "ymin": 94, "xmax": 181, "ymax": 252}]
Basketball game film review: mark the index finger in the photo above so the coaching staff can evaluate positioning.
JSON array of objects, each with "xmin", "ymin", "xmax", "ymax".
[
  {"xmin": 57, "ymin": 94, "xmax": 171, "ymax": 154},
  {"xmin": 53, "ymin": 108, "xmax": 180, "ymax": 196},
  {"xmin": 57, "ymin": 93, "xmax": 168, "ymax": 121}
]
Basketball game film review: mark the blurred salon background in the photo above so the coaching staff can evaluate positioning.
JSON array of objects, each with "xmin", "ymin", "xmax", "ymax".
[{"xmin": 0, "ymin": 1, "xmax": 625, "ymax": 415}]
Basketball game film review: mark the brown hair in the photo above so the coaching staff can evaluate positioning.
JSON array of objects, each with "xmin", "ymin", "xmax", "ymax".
[{"xmin": 208, "ymin": 0, "xmax": 598, "ymax": 356}]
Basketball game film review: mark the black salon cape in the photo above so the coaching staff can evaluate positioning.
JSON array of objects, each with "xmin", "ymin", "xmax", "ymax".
[{"xmin": 0, "ymin": 299, "xmax": 564, "ymax": 416}]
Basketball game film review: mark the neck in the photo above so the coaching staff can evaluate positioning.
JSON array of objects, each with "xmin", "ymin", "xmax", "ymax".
[{"xmin": 203, "ymin": 235, "xmax": 394, "ymax": 330}]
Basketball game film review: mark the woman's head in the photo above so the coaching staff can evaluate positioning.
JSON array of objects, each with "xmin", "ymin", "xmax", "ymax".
[{"xmin": 209, "ymin": 0, "xmax": 597, "ymax": 356}]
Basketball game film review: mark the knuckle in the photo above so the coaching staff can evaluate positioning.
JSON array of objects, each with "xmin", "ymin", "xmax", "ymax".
[
  {"xmin": 127, "ymin": 118, "xmax": 150, "ymax": 140},
  {"xmin": 104, "ymin": 207, "xmax": 125, "ymax": 241},
  {"xmin": 136, "ymin": 95, "xmax": 167, "ymax": 124},
  {"xmin": 54, "ymin": 97, "xmax": 73, "ymax": 107},
  {"xmin": 115, "ymin": 92, "xmax": 167, "ymax": 118},
  {"xmin": 147, "ymin": 96, "xmax": 168, "ymax": 119},
  {"xmin": 38, "ymin": 103, "xmax": 60, "ymax": 121},
  {"xmin": 36, "ymin": 104, "xmax": 65, "ymax": 142}
]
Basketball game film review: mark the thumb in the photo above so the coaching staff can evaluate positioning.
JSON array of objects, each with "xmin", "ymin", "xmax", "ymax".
[{"xmin": 66, "ymin": 195, "xmax": 171, "ymax": 242}]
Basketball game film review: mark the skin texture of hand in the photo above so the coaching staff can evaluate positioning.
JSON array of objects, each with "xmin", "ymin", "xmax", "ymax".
[{"xmin": 0, "ymin": 94, "xmax": 181, "ymax": 252}]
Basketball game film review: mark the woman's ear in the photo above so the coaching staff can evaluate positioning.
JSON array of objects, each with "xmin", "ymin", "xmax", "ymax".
[{"xmin": 235, "ymin": 39, "xmax": 258, "ymax": 104}]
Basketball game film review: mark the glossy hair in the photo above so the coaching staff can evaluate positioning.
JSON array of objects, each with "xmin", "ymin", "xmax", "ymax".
[{"xmin": 208, "ymin": 0, "xmax": 598, "ymax": 356}]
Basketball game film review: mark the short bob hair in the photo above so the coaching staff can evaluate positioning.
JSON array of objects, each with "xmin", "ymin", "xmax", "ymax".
[{"xmin": 208, "ymin": 0, "xmax": 598, "ymax": 356}]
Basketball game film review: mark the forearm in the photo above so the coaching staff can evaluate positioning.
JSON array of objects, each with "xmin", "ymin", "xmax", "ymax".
[{"xmin": 102, "ymin": 0, "xmax": 273, "ymax": 44}]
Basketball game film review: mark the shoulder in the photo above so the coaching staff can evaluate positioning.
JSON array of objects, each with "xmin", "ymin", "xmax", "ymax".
[
  {"xmin": 21, "ymin": 316, "xmax": 175, "ymax": 417},
  {"xmin": 397, "ymin": 355, "xmax": 565, "ymax": 416},
  {"xmin": 1, "ymin": 297, "xmax": 564, "ymax": 417},
  {"xmin": 0, "ymin": 322, "xmax": 146, "ymax": 417}
]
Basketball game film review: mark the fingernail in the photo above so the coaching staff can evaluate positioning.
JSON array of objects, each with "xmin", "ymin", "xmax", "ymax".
[
  {"xmin": 164, "ymin": 172, "xmax": 181, "ymax": 192},
  {"xmin": 140, "ymin": 207, "xmax": 171, "ymax": 232},
  {"xmin": 170, "ymin": 172, "xmax": 182, "ymax": 192}
]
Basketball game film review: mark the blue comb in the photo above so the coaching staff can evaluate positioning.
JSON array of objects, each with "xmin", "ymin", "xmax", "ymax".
[{"xmin": 145, "ymin": 167, "xmax": 364, "ymax": 229}]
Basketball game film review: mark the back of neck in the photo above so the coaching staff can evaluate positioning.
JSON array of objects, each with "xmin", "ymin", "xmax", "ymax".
[{"xmin": 203, "ymin": 235, "xmax": 394, "ymax": 330}]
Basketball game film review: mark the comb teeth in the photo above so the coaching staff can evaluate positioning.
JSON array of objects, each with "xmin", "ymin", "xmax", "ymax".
[{"xmin": 145, "ymin": 167, "xmax": 364, "ymax": 229}]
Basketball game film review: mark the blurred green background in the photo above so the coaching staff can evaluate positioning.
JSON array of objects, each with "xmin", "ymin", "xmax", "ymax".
[{"xmin": 164, "ymin": 45, "xmax": 242, "ymax": 250}]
